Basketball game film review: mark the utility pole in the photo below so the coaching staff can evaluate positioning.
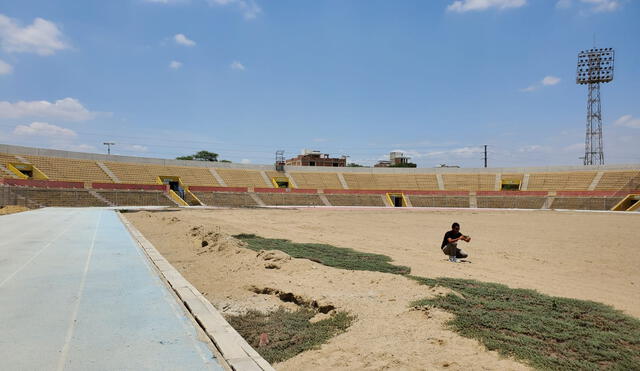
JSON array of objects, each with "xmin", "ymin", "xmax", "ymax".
[
  {"xmin": 483, "ymin": 145, "xmax": 488, "ymax": 168},
  {"xmin": 103, "ymin": 142, "xmax": 115, "ymax": 155}
]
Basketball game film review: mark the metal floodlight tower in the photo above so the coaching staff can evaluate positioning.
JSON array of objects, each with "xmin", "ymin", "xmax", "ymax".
[{"xmin": 576, "ymin": 47, "xmax": 615, "ymax": 166}]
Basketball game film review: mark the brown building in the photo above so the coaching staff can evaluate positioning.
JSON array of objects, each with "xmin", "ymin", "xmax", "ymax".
[
  {"xmin": 375, "ymin": 152, "xmax": 415, "ymax": 167},
  {"xmin": 285, "ymin": 150, "xmax": 346, "ymax": 167}
]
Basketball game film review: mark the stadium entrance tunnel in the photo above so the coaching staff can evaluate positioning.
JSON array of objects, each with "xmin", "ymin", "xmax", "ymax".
[
  {"xmin": 271, "ymin": 176, "xmax": 292, "ymax": 189},
  {"xmin": 501, "ymin": 179, "xmax": 521, "ymax": 191},
  {"xmin": 386, "ymin": 193, "xmax": 407, "ymax": 207},
  {"xmin": 7, "ymin": 163, "xmax": 48, "ymax": 180},
  {"xmin": 611, "ymin": 194, "xmax": 640, "ymax": 211},
  {"xmin": 157, "ymin": 176, "xmax": 203, "ymax": 206}
]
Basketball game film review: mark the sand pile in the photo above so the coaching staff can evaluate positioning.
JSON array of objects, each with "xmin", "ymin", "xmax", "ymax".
[{"xmin": 0, "ymin": 205, "xmax": 30, "ymax": 215}]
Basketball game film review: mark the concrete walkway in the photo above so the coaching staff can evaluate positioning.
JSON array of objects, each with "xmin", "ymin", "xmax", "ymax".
[{"xmin": 0, "ymin": 208, "xmax": 224, "ymax": 371}]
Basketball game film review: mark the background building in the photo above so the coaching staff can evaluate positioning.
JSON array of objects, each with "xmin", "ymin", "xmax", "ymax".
[
  {"xmin": 375, "ymin": 152, "xmax": 416, "ymax": 168},
  {"xmin": 285, "ymin": 150, "xmax": 347, "ymax": 167}
]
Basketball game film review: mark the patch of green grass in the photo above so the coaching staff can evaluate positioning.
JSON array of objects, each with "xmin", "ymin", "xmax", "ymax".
[
  {"xmin": 233, "ymin": 234, "xmax": 410, "ymax": 275},
  {"xmin": 232, "ymin": 233, "xmax": 640, "ymax": 369},
  {"xmin": 410, "ymin": 276, "xmax": 640, "ymax": 370},
  {"xmin": 225, "ymin": 307, "xmax": 354, "ymax": 364}
]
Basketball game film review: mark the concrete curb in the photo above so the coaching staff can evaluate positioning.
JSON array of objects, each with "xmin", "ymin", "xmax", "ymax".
[{"xmin": 117, "ymin": 212, "xmax": 275, "ymax": 371}]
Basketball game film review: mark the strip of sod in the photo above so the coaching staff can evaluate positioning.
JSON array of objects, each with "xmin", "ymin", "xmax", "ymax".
[
  {"xmin": 233, "ymin": 233, "xmax": 410, "ymax": 275},
  {"xmin": 225, "ymin": 308, "xmax": 354, "ymax": 364},
  {"xmin": 410, "ymin": 276, "xmax": 640, "ymax": 370}
]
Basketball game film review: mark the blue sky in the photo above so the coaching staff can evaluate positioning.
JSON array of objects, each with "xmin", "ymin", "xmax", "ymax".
[{"xmin": 0, "ymin": 0, "xmax": 638, "ymax": 167}]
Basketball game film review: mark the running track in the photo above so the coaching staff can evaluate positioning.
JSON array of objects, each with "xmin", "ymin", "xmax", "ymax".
[{"xmin": 0, "ymin": 208, "xmax": 224, "ymax": 370}]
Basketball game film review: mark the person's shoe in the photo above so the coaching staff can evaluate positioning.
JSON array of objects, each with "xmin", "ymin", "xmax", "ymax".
[{"xmin": 449, "ymin": 256, "xmax": 458, "ymax": 263}]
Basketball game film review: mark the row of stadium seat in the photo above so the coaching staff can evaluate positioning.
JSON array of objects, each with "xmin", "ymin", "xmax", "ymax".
[
  {"xmin": 1, "ymin": 151, "xmax": 639, "ymax": 192},
  {"xmin": 0, "ymin": 185, "xmax": 626, "ymax": 210}
]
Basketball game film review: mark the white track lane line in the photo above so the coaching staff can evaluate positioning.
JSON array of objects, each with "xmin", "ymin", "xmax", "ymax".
[
  {"xmin": 56, "ymin": 210, "xmax": 103, "ymax": 371},
  {"xmin": 0, "ymin": 210, "xmax": 80, "ymax": 288}
]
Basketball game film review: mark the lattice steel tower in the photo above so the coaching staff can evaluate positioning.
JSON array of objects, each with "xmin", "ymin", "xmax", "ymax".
[{"xmin": 576, "ymin": 47, "xmax": 615, "ymax": 165}]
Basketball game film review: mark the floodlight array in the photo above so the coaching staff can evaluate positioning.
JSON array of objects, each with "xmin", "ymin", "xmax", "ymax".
[{"xmin": 576, "ymin": 48, "xmax": 614, "ymax": 84}]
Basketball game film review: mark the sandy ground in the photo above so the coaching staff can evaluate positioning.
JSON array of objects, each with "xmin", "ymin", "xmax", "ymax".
[
  {"xmin": 126, "ymin": 208, "xmax": 640, "ymax": 370},
  {"xmin": 0, "ymin": 205, "xmax": 29, "ymax": 215}
]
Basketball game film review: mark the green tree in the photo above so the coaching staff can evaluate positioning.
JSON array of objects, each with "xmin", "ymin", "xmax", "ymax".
[{"xmin": 176, "ymin": 150, "xmax": 219, "ymax": 162}]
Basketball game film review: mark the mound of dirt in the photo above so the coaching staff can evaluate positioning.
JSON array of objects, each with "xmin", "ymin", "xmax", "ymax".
[
  {"xmin": 188, "ymin": 225, "xmax": 245, "ymax": 254},
  {"xmin": 256, "ymin": 250, "xmax": 291, "ymax": 269}
]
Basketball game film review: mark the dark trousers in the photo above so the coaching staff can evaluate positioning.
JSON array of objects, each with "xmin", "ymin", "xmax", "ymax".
[{"xmin": 442, "ymin": 243, "xmax": 468, "ymax": 259}]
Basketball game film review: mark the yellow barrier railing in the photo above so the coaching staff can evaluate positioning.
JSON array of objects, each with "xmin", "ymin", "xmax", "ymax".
[
  {"xmin": 7, "ymin": 163, "xmax": 49, "ymax": 180},
  {"xmin": 611, "ymin": 194, "xmax": 640, "ymax": 211},
  {"xmin": 168, "ymin": 189, "xmax": 189, "ymax": 206},
  {"xmin": 385, "ymin": 193, "xmax": 407, "ymax": 207}
]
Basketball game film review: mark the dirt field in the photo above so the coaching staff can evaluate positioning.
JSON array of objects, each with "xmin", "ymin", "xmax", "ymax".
[{"xmin": 127, "ymin": 208, "xmax": 640, "ymax": 370}]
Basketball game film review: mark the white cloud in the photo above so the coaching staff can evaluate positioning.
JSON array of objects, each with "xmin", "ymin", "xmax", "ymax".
[
  {"xmin": 174, "ymin": 33, "xmax": 196, "ymax": 47},
  {"xmin": 123, "ymin": 144, "xmax": 149, "ymax": 152},
  {"xmin": 13, "ymin": 122, "xmax": 77, "ymax": 137},
  {"xmin": 521, "ymin": 75, "xmax": 561, "ymax": 92},
  {"xmin": 143, "ymin": 0, "xmax": 185, "ymax": 3},
  {"xmin": 563, "ymin": 143, "xmax": 584, "ymax": 152},
  {"xmin": 208, "ymin": 0, "xmax": 262, "ymax": 19},
  {"xmin": 0, "ymin": 14, "xmax": 69, "ymax": 56},
  {"xmin": 518, "ymin": 144, "xmax": 549, "ymax": 153},
  {"xmin": 582, "ymin": 0, "xmax": 620, "ymax": 12},
  {"xmin": 542, "ymin": 76, "xmax": 560, "ymax": 86},
  {"xmin": 447, "ymin": 0, "xmax": 526, "ymax": 12},
  {"xmin": 0, "ymin": 59, "xmax": 12, "ymax": 75},
  {"xmin": 169, "ymin": 60, "xmax": 182, "ymax": 69},
  {"xmin": 0, "ymin": 98, "xmax": 96, "ymax": 121},
  {"xmin": 392, "ymin": 146, "xmax": 485, "ymax": 160},
  {"xmin": 556, "ymin": 0, "xmax": 621, "ymax": 12},
  {"xmin": 63, "ymin": 143, "xmax": 96, "ymax": 152},
  {"xmin": 614, "ymin": 114, "xmax": 640, "ymax": 129},
  {"xmin": 240, "ymin": 158, "xmax": 251, "ymax": 164},
  {"xmin": 230, "ymin": 61, "xmax": 245, "ymax": 70}
]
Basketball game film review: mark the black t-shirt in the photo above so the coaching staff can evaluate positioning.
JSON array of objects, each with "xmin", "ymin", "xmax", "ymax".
[{"xmin": 441, "ymin": 230, "xmax": 462, "ymax": 248}]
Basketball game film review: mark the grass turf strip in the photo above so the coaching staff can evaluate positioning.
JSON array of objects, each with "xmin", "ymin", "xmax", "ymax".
[
  {"xmin": 410, "ymin": 277, "xmax": 640, "ymax": 370},
  {"xmin": 231, "ymin": 234, "xmax": 640, "ymax": 369},
  {"xmin": 225, "ymin": 308, "xmax": 353, "ymax": 364},
  {"xmin": 233, "ymin": 233, "xmax": 411, "ymax": 275}
]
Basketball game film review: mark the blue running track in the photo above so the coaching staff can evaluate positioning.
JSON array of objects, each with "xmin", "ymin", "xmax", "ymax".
[{"xmin": 0, "ymin": 208, "xmax": 224, "ymax": 371}]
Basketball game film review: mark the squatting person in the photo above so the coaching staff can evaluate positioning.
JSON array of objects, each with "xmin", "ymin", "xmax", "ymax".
[{"xmin": 441, "ymin": 222, "xmax": 471, "ymax": 263}]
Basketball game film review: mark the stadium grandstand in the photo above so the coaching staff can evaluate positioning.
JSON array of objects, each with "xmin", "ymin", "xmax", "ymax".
[{"xmin": 1, "ymin": 143, "xmax": 639, "ymax": 211}]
